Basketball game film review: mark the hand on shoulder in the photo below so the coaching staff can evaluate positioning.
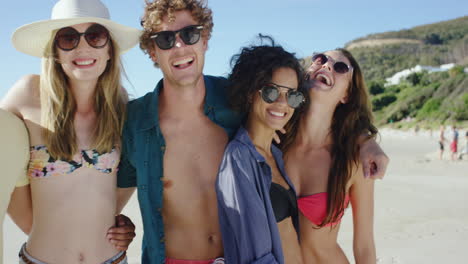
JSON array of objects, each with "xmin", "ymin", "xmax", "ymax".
[{"xmin": 0, "ymin": 74, "xmax": 40, "ymax": 118}]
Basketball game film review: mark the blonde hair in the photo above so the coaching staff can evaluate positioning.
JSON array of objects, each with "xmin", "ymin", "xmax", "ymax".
[
  {"xmin": 140, "ymin": 0, "xmax": 213, "ymax": 67},
  {"xmin": 40, "ymin": 31, "xmax": 127, "ymax": 160}
]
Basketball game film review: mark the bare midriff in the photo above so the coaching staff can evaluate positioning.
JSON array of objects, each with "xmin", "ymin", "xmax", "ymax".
[
  {"xmin": 299, "ymin": 215, "xmax": 349, "ymax": 264},
  {"xmin": 27, "ymin": 167, "xmax": 119, "ymax": 264},
  {"xmin": 277, "ymin": 218, "xmax": 303, "ymax": 264}
]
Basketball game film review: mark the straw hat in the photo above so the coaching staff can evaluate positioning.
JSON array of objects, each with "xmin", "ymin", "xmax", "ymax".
[{"xmin": 12, "ymin": 0, "xmax": 141, "ymax": 57}]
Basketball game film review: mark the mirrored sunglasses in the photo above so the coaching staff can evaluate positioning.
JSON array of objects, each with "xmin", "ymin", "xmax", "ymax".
[{"xmin": 260, "ymin": 84, "xmax": 305, "ymax": 109}]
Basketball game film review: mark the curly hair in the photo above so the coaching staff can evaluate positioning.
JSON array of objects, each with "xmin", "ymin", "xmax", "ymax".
[
  {"xmin": 140, "ymin": 0, "xmax": 213, "ymax": 67},
  {"xmin": 228, "ymin": 35, "xmax": 308, "ymax": 137}
]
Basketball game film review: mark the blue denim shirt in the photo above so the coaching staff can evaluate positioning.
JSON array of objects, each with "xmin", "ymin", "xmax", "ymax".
[
  {"xmin": 216, "ymin": 127, "xmax": 297, "ymax": 264},
  {"xmin": 117, "ymin": 75, "xmax": 242, "ymax": 264}
]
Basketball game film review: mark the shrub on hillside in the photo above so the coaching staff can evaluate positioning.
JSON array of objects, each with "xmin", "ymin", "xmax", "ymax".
[
  {"xmin": 406, "ymin": 72, "xmax": 425, "ymax": 85},
  {"xmin": 385, "ymin": 84, "xmax": 403, "ymax": 94},
  {"xmin": 368, "ymin": 80, "xmax": 385, "ymax": 95},
  {"xmin": 424, "ymin": 33, "xmax": 443, "ymax": 45},
  {"xmin": 372, "ymin": 94, "xmax": 397, "ymax": 111},
  {"xmin": 420, "ymin": 72, "xmax": 444, "ymax": 86},
  {"xmin": 452, "ymin": 93, "xmax": 468, "ymax": 120},
  {"xmin": 417, "ymin": 98, "xmax": 442, "ymax": 120},
  {"xmin": 449, "ymin": 65, "xmax": 465, "ymax": 77}
]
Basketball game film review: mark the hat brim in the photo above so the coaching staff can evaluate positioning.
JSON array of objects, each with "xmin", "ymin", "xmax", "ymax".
[{"xmin": 12, "ymin": 17, "xmax": 142, "ymax": 57}]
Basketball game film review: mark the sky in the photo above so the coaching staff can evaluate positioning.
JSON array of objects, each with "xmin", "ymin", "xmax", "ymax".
[{"xmin": 0, "ymin": 0, "xmax": 467, "ymax": 99}]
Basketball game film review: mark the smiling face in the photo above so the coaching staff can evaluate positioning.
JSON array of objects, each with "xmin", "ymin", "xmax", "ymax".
[
  {"xmin": 306, "ymin": 50, "xmax": 353, "ymax": 107},
  {"xmin": 149, "ymin": 10, "xmax": 208, "ymax": 88},
  {"xmin": 56, "ymin": 23, "xmax": 111, "ymax": 84},
  {"xmin": 248, "ymin": 67, "xmax": 299, "ymax": 132}
]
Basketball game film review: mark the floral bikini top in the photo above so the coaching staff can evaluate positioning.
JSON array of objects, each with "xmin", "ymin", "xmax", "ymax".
[{"xmin": 28, "ymin": 145, "xmax": 119, "ymax": 178}]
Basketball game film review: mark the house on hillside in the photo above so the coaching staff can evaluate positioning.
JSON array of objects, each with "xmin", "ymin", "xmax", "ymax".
[{"xmin": 385, "ymin": 63, "xmax": 455, "ymax": 85}]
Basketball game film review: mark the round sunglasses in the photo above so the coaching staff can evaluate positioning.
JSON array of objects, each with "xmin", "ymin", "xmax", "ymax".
[
  {"xmin": 259, "ymin": 83, "xmax": 305, "ymax": 109},
  {"xmin": 312, "ymin": 53, "xmax": 353, "ymax": 74},
  {"xmin": 150, "ymin": 25, "xmax": 204, "ymax": 50},
  {"xmin": 55, "ymin": 24, "xmax": 110, "ymax": 51}
]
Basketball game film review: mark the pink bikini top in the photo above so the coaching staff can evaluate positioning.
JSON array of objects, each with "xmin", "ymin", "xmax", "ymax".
[
  {"xmin": 298, "ymin": 192, "xmax": 349, "ymax": 227},
  {"xmin": 28, "ymin": 145, "xmax": 119, "ymax": 178}
]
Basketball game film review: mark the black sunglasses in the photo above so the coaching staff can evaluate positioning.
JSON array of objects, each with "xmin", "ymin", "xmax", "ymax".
[
  {"xmin": 55, "ymin": 24, "xmax": 110, "ymax": 51},
  {"xmin": 259, "ymin": 83, "xmax": 305, "ymax": 109},
  {"xmin": 150, "ymin": 25, "xmax": 204, "ymax": 50},
  {"xmin": 312, "ymin": 53, "xmax": 353, "ymax": 74}
]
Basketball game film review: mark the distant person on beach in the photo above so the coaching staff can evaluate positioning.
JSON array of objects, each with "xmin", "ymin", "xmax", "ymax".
[
  {"xmin": 115, "ymin": 1, "xmax": 389, "ymax": 263},
  {"xmin": 439, "ymin": 125, "xmax": 446, "ymax": 160},
  {"xmin": 1, "ymin": 0, "xmax": 140, "ymax": 263},
  {"xmin": 458, "ymin": 131, "xmax": 468, "ymax": 160},
  {"xmin": 284, "ymin": 49, "xmax": 377, "ymax": 263},
  {"xmin": 450, "ymin": 125, "xmax": 459, "ymax": 161},
  {"xmin": 216, "ymin": 37, "xmax": 306, "ymax": 264},
  {"xmin": 0, "ymin": 109, "xmax": 29, "ymax": 264}
]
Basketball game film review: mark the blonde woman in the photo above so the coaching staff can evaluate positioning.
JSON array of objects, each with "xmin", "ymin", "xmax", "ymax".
[{"xmin": 1, "ymin": 0, "xmax": 140, "ymax": 263}]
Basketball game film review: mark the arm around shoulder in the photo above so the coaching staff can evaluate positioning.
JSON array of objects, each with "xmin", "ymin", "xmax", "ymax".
[
  {"xmin": 359, "ymin": 134, "xmax": 389, "ymax": 180},
  {"xmin": 350, "ymin": 165, "xmax": 376, "ymax": 264},
  {"xmin": 0, "ymin": 74, "xmax": 40, "ymax": 118},
  {"xmin": 1, "ymin": 108, "xmax": 33, "ymax": 234}
]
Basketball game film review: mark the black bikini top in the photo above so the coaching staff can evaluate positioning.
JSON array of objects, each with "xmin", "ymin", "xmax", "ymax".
[{"xmin": 270, "ymin": 182, "xmax": 299, "ymax": 230}]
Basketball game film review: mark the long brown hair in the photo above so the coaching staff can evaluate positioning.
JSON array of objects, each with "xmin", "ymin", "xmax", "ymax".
[
  {"xmin": 320, "ymin": 48, "xmax": 378, "ymax": 227},
  {"xmin": 40, "ymin": 31, "xmax": 127, "ymax": 160}
]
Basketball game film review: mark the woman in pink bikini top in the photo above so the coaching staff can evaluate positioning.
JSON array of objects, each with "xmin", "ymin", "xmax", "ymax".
[{"xmin": 283, "ymin": 49, "xmax": 378, "ymax": 264}]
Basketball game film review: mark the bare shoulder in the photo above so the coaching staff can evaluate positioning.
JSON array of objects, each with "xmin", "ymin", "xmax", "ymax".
[{"xmin": 0, "ymin": 74, "xmax": 40, "ymax": 118}]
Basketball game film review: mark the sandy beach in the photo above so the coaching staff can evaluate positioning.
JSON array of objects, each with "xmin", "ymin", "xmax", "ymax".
[
  {"xmin": 3, "ymin": 128, "xmax": 468, "ymax": 263},
  {"xmin": 339, "ymin": 128, "xmax": 468, "ymax": 263}
]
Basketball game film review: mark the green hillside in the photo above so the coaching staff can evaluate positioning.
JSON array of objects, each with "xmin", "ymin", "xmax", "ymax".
[
  {"xmin": 370, "ymin": 69, "xmax": 467, "ymax": 126},
  {"xmin": 346, "ymin": 16, "xmax": 468, "ymax": 82},
  {"xmin": 302, "ymin": 16, "xmax": 468, "ymax": 127}
]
